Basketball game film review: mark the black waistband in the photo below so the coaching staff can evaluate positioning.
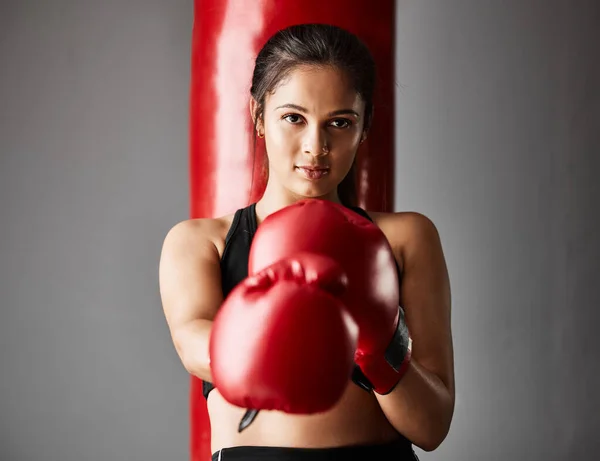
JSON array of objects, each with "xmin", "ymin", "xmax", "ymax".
[{"xmin": 211, "ymin": 438, "xmax": 417, "ymax": 460}]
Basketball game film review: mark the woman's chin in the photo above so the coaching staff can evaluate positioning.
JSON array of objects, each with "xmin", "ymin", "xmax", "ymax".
[
  {"xmin": 291, "ymin": 185, "xmax": 337, "ymax": 201},
  {"xmin": 280, "ymin": 173, "xmax": 341, "ymax": 201}
]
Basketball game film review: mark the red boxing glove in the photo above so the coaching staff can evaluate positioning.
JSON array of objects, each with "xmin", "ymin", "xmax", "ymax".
[
  {"xmin": 249, "ymin": 199, "xmax": 412, "ymax": 394},
  {"xmin": 209, "ymin": 252, "xmax": 358, "ymax": 415}
]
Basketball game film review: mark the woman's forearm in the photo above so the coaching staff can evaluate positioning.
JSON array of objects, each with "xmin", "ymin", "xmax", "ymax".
[
  {"xmin": 376, "ymin": 359, "xmax": 454, "ymax": 452},
  {"xmin": 173, "ymin": 318, "xmax": 214, "ymax": 382},
  {"xmin": 173, "ymin": 318, "xmax": 454, "ymax": 451}
]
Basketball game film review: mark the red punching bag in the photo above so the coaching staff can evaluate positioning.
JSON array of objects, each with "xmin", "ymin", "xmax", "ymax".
[{"xmin": 189, "ymin": 1, "xmax": 397, "ymax": 459}]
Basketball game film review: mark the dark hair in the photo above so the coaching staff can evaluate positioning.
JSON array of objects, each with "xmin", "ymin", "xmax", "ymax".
[{"xmin": 250, "ymin": 24, "xmax": 376, "ymax": 207}]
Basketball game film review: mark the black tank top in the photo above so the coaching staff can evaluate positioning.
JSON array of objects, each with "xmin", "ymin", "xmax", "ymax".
[{"xmin": 202, "ymin": 202, "xmax": 402, "ymax": 398}]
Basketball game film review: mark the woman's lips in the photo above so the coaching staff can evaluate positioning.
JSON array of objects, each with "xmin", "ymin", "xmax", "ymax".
[{"xmin": 295, "ymin": 166, "xmax": 330, "ymax": 180}]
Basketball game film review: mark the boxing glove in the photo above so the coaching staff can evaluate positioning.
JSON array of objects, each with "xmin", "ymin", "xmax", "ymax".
[
  {"xmin": 209, "ymin": 252, "xmax": 358, "ymax": 414},
  {"xmin": 248, "ymin": 199, "xmax": 412, "ymax": 394}
]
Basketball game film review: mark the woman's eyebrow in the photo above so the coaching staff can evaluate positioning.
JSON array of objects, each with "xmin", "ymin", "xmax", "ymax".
[{"xmin": 275, "ymin": 103, "xmax": 360, "ymax": 118}]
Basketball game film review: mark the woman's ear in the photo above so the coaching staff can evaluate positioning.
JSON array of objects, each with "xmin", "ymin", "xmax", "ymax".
[
  {"xmin": 362, "ymin": 105, "xmax": 374, "ymax": 139},
  {"xmin": 360, "ymin": 131, "xmax": 368, "ymax": 144},
  {"xmin": 249, "ymin": 97, "xmax": 258, "ymax": 123},
  {"xmin": 249, "ymin": 98, "xmax": 264, "ymax": 135}
]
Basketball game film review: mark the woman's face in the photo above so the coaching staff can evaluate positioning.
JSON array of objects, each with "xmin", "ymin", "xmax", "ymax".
[{"xmin": 254, "ymin": 65, "xmax": 367, "ymax": 201}]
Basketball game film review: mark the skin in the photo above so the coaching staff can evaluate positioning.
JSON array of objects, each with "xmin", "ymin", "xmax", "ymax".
[{"xmin": 159, "ymin": 65, "xmax": 455, "ymax": 453}]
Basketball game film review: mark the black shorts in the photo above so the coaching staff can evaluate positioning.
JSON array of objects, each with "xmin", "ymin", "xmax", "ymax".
[{"xmin": 211, "ymin": 438, "xmax": 419, "ymax": 460}]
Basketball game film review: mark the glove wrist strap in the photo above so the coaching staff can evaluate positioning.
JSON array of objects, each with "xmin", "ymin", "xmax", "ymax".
[
  {"xmin": 384, "ymin": 306, "xmax": 412, "ymax": 374},
  {"xmin": 352, "ymin": 306, "xmax": 412, "ymax": 395}
]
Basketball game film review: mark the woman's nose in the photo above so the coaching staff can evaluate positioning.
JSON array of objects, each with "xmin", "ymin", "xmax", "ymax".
[{"xmin": 302, "ymin": 129, "xmax": 329, "ymax": 157}]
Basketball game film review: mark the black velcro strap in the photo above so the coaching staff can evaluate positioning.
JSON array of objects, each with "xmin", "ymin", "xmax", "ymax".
[
  {"xmin": 384, "ymin": 306, "xmax": 411, "ymax": 371},
  {"xmin": 351, "ymin": 364, "xmax": 373, "ymax": 392},
  {"xmin": 238, "ymin": 409, "xmax": 259, "ymax": 432}
]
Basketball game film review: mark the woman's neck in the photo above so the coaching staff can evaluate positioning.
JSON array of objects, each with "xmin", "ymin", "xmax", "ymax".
[{"xmin": 254, "ymin": 180, "xmax": 341, "ymax": 224}]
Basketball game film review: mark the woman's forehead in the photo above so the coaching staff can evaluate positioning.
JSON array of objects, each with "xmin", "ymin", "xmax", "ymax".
[{"xmin": 266, "ymin": 66, "xmax": 364, "ymax": 113}]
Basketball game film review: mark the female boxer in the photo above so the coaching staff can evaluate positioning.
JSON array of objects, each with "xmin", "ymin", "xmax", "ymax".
[{"xmin": 160, "ymin": 24, "xmax": 454, "ymax": 460}]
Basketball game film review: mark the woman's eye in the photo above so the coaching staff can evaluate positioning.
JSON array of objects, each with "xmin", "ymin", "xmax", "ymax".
[
  {"xmin": 330, "ymin": 119, "xmax": 351, "ymax": 129},
  {"xmin": 284, "ymin": 114, "xmax": 303, "ymax": 124}
]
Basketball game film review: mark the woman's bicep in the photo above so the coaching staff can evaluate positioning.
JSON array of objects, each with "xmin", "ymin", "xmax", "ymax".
[
  {"xmin": 159, "ymin": 220, "xmax": 224, "ymax": 345},
  {"xmin": 397, "ymin": 213, "xmax": 454, "ymax": 395}
]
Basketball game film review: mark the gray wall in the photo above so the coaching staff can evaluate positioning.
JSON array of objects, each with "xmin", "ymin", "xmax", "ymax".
[
  {"xmin": 1, "ymin": 1, "xmax": 193, "ymax": 460},
  {"xmin": 394, "ymin": 1, "xmax": 599, "ymax": 459},
  {"xmin": 1, "ymin": 1, "xmax": 598, "ymax": 460}
]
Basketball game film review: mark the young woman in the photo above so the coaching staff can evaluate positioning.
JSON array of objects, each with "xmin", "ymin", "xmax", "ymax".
[{"xmin": 160, "ymin": 24, "xmax": 454, "ymax": 460}]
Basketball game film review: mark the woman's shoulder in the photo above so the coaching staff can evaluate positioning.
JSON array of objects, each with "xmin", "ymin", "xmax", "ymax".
[
  {"xmin": 162, "ymin": 211, "xmax": 238, "ymax": 259},
  {"xmin": 367, "ymin": 210, "xmax": 441, "ymax": 265},
  {"xmin": 368, "ymin": 209, "xmax": 437, "ymax": 234}
]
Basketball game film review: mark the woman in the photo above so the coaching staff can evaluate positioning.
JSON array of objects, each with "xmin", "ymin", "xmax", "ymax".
[{"xmin": 160, "ymin": 24, "xmax": 454, "ymax": 460}]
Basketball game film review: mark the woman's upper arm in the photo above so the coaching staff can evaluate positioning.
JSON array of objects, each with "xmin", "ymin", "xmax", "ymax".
[
  {"xmin": 159, "ymin": 219, "xmax": 224, "ymax": 345},
  {"xmin": 396, "ymin": 212, "xmax": 455, "ymax": 396}
]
